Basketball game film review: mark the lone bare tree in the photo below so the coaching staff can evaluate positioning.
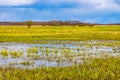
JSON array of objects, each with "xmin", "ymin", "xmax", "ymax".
[{"xmin": 26, "ymin": 20, "xmax": 33, "ymax": 29}]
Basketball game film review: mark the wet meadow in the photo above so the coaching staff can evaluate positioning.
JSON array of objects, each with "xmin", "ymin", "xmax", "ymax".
[{"xmin": 0, "ymin": 25, "xmax": 120, "ymax": 79}]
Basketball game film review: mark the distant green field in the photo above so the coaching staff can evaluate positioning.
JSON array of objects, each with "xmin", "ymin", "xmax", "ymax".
[{"xmin": 0, "ymin": 25, "xmax": 120, "ymax": 43}]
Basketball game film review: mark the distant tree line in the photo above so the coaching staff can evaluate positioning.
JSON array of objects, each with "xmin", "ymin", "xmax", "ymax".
[
  {"xmin": 0, "ymin": 20, "xmax": 94, "ymax": 26},
  {"xmin": 0, "ymin": 21, "xmax": 119, "ymax": 26}
]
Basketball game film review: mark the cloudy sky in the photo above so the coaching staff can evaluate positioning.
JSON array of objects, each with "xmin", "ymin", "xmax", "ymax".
[{"xmin": 0, "ymin": 0, "xmax": 120, "ymax": 23}]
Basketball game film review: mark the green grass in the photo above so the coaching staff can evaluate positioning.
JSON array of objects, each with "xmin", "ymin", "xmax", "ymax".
[
  {"xmin": 0, "ymin": 57, "xmax": 120, "ymax": 80},
  {"xmin": 0, "ymin": 25, "xmax": 120, "ymax": 43}
]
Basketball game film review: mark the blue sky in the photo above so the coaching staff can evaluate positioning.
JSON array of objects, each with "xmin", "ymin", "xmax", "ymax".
[{"xmin": 0, "ymin": 0, "xmax": 120, "ymax": 23}]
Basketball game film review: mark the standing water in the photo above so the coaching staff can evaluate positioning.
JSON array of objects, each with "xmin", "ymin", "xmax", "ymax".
[{"xmin": 0, "ymin": 40, "xmax": 120, "ymax": 68}]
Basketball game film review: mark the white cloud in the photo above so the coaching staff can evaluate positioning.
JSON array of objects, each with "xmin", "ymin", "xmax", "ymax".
[
  {"xmin": 0, "ymin": 0, "xmax": 36, "ymax": 6},
  {"xmin": 68, "ymin": 0, "xmax": 120, "ymax": 11},
  {"xmin": 90, "ymin": 0, "xmax": 120, "ymax": 10},
  {"xmin": 79, "ymin": 0, "xmax": 120, "ymax": 12}
]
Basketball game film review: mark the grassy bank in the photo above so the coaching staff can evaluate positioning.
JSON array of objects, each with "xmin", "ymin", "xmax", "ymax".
[
  {"xmin": 0, "ymin": 57, "xmax": 120, "ymax": 80},
  {"xmin": 0, "ymin": 25, "xmax": 120, "ymax": 43}
]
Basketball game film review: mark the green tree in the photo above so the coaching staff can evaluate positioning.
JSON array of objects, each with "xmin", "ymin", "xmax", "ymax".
[{"xmin": 26, "ymin": 20, "xmax": 33, "ymax": 29}]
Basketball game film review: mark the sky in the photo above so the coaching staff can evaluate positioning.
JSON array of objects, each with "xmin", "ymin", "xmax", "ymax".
[{"xmin": 0, "ymin": 0, "xmax": 120, "ymax": 23}]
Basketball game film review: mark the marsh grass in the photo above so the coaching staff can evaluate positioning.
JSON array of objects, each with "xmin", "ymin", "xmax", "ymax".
[
  {"xmin": 0, "ymin": 57, "xmax": 119, "ymax": 80},
  {"xmin": 0, "ymin": 42, "xmax": 119, "ymax": 79},
  {"xmin": 0, "ymin": 25, "xmax": 120, "ymax": 43},
  {"xmin": 0, "ymin": 49, "xmax": 9, "ymax": 58},
  {"xmin": 20, "ymin": 61, "xmax": 34, "ymax": 66},
  {"xmin": 27, "ymin": 53, "xmax": 41, "ymax": 60},
  {"xmin": 27, "ymin": 47, "xmax": 38, "ymax": 54},
  {"xmin": 10, "ymin": 50, "xmax": 23, "ymax": 58}
]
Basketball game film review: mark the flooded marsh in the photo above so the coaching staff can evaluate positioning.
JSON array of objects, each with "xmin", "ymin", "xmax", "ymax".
[{"xmin": 0, "ymin": 40, "xmax": 120, "ymax": 68}]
